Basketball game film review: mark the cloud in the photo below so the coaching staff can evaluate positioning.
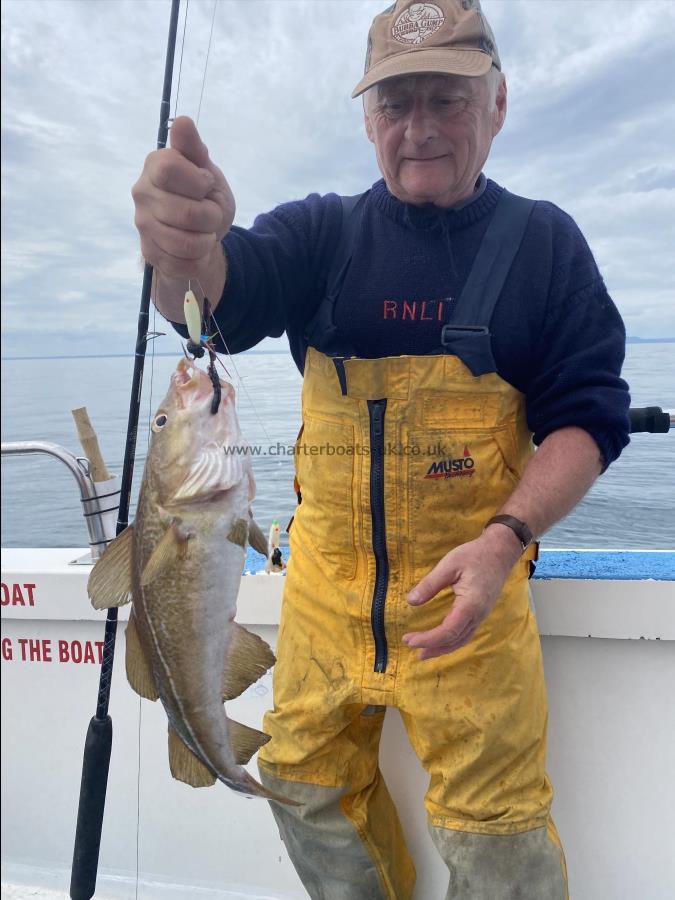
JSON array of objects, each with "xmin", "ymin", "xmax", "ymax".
[{"xmin": 1, "ymin": 0, "xmax": 674, "ymax": 356}]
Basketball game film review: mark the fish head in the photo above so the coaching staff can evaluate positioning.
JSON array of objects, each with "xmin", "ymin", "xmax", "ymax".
[{"xmin": 147, "ymin": 358, "xmax": 253, "ymax": 506}]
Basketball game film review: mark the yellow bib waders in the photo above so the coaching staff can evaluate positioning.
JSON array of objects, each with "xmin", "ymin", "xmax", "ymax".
[{"xmin": 258, "ymin": 192, "xmax": 569, "ymax": 899}]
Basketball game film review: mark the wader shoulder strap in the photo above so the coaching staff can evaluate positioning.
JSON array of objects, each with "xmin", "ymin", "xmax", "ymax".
[
  {"xmin": 451, "ymin": 190, "xmax": 535, "ymax": 327},
  {"xmin": 440, "ymin": 190, "xmax": 535, "ymax": 376},
  {"xmin": 303, "ymin": 192, "xmax": 368, "ymax": 360},
  {"xmin": 325, "ymin": 192, "xmax": 369, "ymax": 302}
]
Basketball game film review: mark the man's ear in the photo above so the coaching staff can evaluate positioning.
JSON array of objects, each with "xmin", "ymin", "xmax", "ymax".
[
  {"xmin": 364, "ymin": 113, "xmax": 375, "ymax": 144},
  {"xmin": 492, "ymin": 75, "xmax": 507, "ymax": 137}
]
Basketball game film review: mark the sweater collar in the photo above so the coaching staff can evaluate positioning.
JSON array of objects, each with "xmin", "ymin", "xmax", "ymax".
[{"xmin": 370, "ymin": 175, "xmax": 503, "ymax": 232}]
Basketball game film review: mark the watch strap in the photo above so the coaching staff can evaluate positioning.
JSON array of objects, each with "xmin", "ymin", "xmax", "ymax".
[{"xmin": 484, "ymin": 514, "xmax": 534, "ymax": 551}]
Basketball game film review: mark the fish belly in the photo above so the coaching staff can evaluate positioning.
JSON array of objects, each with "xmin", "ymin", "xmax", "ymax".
[{"xmin": 135, "ymin": 493, "xmax": 247, "ymax": 780}]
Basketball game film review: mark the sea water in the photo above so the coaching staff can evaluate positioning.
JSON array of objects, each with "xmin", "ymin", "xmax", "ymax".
[{"xmin": 1, "ymin": 343, "xmax": 673, "ymax": 551}]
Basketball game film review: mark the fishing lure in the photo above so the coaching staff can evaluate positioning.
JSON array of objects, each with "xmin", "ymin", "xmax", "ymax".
[
  {"xmin": 184, "ymin": 289, "xmax": 206, "ymax": 358},
  {"xmin": 183, "ymin": 289, "xmax": 221, "ymax": 414}
]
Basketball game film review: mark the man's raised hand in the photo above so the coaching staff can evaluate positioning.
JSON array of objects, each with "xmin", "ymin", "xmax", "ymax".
[{"xmin": 132, "ymin": 116, "xmax": 234, "ymax": 286}]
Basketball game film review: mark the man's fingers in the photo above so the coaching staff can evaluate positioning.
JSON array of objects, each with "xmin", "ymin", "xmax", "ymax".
[
  {"xmin": 407, "ymin": 557, "xmax": 459, "ymax": 607},
  {"xmin": 144, "ymin": 219, "xmax": 217, "ymax": 262},
  {"xmin": 141, "ymin": 232, "xmax": 217, "ymax": 280},
  {"xmin": 403, "ymin": 620, "xmax": 476, "ymax": 659},
  {"xmin": 414, "ymin": 634, "xmax": 477, "ymax": 660},
  {"xmin": 170, "ymin": 116, "xmax": 228, "ymax": 194},
  {"xmin": 147, "ymin": 148, "xmax": 215, "ymax": 201},
  {"xmin": 144, "ymin": 193, "xmax": 223, "ymax": 235},
  {"xmin": 403, "ymin": 609, "xmax": 475, "ymax": 650},
  {"xmin": 169, "ymin": 116, "xmax": 211, "ymax": 169}
]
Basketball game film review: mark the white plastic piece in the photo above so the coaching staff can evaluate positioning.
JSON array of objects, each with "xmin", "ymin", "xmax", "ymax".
[{"xmin": 92, "ymin": 474, "xmax": 120, "ymax": 545}]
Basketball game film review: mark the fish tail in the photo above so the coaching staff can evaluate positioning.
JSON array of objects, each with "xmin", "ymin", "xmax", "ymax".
[{"xmin": 224, "ymin": 768, "xmax": 301, "ymax": 806}]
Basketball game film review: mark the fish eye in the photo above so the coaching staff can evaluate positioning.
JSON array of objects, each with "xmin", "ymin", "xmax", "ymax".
[{"xmin": 152, "ymin": 413, "xmax": 168, "ymax": 432}]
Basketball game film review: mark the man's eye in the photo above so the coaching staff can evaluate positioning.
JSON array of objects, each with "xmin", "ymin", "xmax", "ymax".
[
  {"xmin": 434, "ymin": 98, "xmax": 466, "ymax": 113},
  {"xmin": 380, "ymin": 98, "xmax": 408, "ymax": 115}
]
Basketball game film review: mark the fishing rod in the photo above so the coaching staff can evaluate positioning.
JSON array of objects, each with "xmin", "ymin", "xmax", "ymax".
[{"xmin": 69, "ymin": 2, "xmax": 181, "ymax": 897}]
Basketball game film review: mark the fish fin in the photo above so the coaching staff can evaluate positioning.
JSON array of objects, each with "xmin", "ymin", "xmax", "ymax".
[
  {"xmin": 88, "ymin": 525, "xmax": 134, "ymax": 609},
  {"xmin": 230, "ymin": 770, "xmax": 302, "ymax": 806},
  {"xmin": 141, "ymin": 520, "xmax": 190, "ymax": 587},
  {"xmin": 248, "ymin": 515, "xmax": 269, "ymax": 557},
  {"xmin": 247, "ymin": 467, "xmax": 256, "ymax": 504},
  {"xmin": 222, "ymin": 623, "xmax": 276, "ymax": 700},
  {"xmin": 227, "ymin": 517, "xmax": 248, "ymax": 548},
  {"xmin": 125, "ymin": 611, "xmax": 159, "ymax": 701},
  {"xmin": 228, "ymin": 718, "xmax": 271, "ymax": 765},
  {"xmin": 168, "ymin": 727, "xmax": 217, "ymax": 788}
]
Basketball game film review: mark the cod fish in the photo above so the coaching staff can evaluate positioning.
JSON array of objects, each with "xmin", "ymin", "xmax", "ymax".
[{"xmin": 88, "ymin": 358, "xmax": 292, "ymax": 802}]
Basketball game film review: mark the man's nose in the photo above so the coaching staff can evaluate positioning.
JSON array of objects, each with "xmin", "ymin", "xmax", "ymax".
[{"xmin": 404, "ymin": 100, "xmax": 439, "ymax": 145}]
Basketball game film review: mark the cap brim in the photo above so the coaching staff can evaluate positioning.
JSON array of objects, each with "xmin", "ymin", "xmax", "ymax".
[{"xmin": 352, "ymin": 48, "xmax": 493, "ymax": 99}]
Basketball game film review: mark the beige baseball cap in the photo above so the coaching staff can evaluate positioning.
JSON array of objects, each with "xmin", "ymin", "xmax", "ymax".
[{"xmin": 352, "ymin": 0, "xmax": 501, "ymax": 98}]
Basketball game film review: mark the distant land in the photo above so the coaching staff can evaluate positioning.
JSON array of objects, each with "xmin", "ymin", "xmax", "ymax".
[{"xmin": 626, "ymin": 336, "xmax": 675, "ymax": 344}]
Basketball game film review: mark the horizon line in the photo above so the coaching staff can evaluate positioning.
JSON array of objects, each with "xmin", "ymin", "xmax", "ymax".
[
  {"xmin": 2, "ymin": 338, "xmax": 675, "ymax": 363},
  {"xmin": 0, "ymin": 350, "xmax": 292, "ymax": 362}
]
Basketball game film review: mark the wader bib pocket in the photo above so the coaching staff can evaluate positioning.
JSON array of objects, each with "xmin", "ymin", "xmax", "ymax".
[
  {"xmin": 293, "ymin": 415, "xmax": 358, "ymax": 581},
  {"xmin": 405, "ymin": 417, "xmax": 521, "ymax": 583}
]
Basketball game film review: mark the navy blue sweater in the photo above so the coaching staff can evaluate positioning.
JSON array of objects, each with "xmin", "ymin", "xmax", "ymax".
[{"xmin": 178, "ymin": 177, "xmax": 630, "ymax": 467}]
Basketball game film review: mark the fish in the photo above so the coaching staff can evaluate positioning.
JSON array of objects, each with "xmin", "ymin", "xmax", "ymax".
[{"xmin": 87, "ymin": 357, "xmax": 293, "ymax": 803}]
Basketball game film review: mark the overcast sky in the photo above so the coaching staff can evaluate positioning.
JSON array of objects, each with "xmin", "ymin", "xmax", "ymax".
[{"xmin": 2, "ymin": 0, "xmax": 674, "ymax": 359}]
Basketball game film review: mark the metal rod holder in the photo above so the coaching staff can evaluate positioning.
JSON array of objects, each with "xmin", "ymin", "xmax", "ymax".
[{"xmin": 1, "ymin": 441, "xmax": 109, "ymax": 561}]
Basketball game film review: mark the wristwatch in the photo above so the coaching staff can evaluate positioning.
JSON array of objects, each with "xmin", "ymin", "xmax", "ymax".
[{"xmin": 484, "ymin": 514, "xmax": 534, "ymax": 551}]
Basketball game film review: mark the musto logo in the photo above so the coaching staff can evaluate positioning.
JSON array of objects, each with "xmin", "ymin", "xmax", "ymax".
[
  {"xmin": 425, "ymin": 444, "xmax": 475, "ymax": 480},
  {"xmin": 392, "ymin": 3, "xmax": 445, "ymax": 45}
]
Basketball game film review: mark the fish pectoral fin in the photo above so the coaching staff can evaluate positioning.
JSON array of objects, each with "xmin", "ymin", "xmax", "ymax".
[
  {"xmin": 141, "ymin": 520, "xmax": 191, "ymax": 587},
  {"xmin": 248, "ymin": 514, "xmax": 269, "ymax": 557},
  {"xmin": 229, "ymin": 718, "xmax": 271, "ymax": 765},
  {"xmin": 222, "ymin": 623, "xmax": 276, "ymax": 700},
  {"xmin": 88, "ymin": 525, "xmax": 134, "ymax": 609},
  {"xmin": 125, "ymin": 611, "xmax": 159, "ymax": 701},
  {"xmin": 227, "ymin": 518, "xmax": 248, "ymax": 548},
  {"xmin": 168, "ymin": 727, "xmax": 217, "ymax": 788}
]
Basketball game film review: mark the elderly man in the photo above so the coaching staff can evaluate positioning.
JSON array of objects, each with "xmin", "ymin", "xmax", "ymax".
[{"xmin": 132, "ymin": 1, "xmax": 629, "ymax": 897}]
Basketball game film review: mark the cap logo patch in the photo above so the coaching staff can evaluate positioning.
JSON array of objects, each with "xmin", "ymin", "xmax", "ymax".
[{"xmin": 392, "ymin": 3, "xmax": 445, "ymax": 46}]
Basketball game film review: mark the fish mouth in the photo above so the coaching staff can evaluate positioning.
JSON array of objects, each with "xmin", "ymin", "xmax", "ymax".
[
  {"xmin": 171, "ymin": 358, "xmax": 230, "ymax": 409},
  {"xmin": 172, "ymin": 357, "xmax": 201, "ymax": 389}
]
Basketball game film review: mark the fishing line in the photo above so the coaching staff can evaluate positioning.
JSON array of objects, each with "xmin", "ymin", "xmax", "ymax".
[
  {"xmin": 135, "ymin": 697, "xmax": 143, "ymax": 900},
  {"xmin": 195, "ymin": 276, "xmax": 274, "ymax": 445},
  {"xmin": 69, "ymin": 5, "xmax": 181, "ymax": 898},
  {"xmin": 173, "ymin": 0, "xmax": 190, "ymax": 119},
  {"xmin": 146, "ymin": 276, "xmax": 159, "ymax": 446},
  {"xmin": 183, "ymin": 4, "xmax": 274, "ymax": 443},
  {"xmin": 196, "ymin": 0, "xmax": 218, "ymax": 127},
  {"xmin": 134, "ymin": 280, "xmax": 160, "ymax": 900}
]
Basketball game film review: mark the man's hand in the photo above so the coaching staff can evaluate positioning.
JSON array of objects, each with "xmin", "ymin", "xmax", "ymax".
[
  {"xmin": 131, "ymin": 116, "xmax": 234, "ymax": 319},
  {"xmin": 402, "ymin": 528, "xmax": 522, "ymax": 660},
  {"xmin": 403, "ymin": 426, "xmax": 603, "ymax": 661}
]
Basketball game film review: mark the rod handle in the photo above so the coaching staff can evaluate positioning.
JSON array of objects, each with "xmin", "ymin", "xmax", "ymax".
[
  {"xmin": 71, "ymin": 407, "xmax": 111, "ymax": 482},
  {"xmin": 629, "ymin": 406, "xmax": 671, "ymax": 434},
  {"xmin": 69, "ymin": 715, "xmax": 113, "ymax": 900}
]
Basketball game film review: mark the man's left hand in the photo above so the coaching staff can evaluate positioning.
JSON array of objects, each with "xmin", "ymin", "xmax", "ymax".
[{"xmin": 402, "ymin": 529, "xmax": 522, "ymax": 660}]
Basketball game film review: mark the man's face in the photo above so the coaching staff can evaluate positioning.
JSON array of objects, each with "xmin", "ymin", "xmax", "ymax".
[{"xmin": 364, "ymin": 72, "xmax": 506, "ymax": 208}]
